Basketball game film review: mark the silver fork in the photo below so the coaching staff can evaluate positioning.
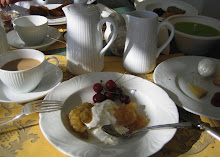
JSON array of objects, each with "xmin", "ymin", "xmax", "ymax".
[{"xmin": 0, "ymin": 100, "xmax": 63, "ymax": 126}]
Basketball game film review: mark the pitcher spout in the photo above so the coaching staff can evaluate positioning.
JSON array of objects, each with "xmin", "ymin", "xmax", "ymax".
[
  {"xmin": 122, "ymin": 11, "xmax": 143, "ymax": 27},
  {"xmin": 62, "ymin": 5, "xmax": 69, "ymax": 17},
  {"xmin": 122, "ymin": 12, "xmax": 131, "ymax": 26}
]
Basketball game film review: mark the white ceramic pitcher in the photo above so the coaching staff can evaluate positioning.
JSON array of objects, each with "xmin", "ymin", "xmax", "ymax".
[
  {"xmin": 0, "ymin": 14, "xmax": 10, "ymax": 55},
  {"xmin": 63, "ymin": 0, "xmax": 118, "ymax": 75},
  {"xmin": 123, "ymin": 11, "xmax": 174, "ymax": 74}
]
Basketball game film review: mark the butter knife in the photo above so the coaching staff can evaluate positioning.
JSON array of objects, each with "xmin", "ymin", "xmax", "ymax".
[{"xmin": 178, "ymin": 107, "xmax": 220, "ymax": 141}]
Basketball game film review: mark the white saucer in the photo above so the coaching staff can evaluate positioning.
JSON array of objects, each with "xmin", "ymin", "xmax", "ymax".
[
  {"xmin": 7, "ymin": 26, "xmax": 60, "ymax": 50},
  {"xmin": 0, "ymin": 64, "xmax": 63, "ymax": 103}
]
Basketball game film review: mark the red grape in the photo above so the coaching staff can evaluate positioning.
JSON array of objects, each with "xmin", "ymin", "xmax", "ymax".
[
  {"xmin": 93, "ymin": 93, "xmax": 106, "ymax": 103},
  {"xmin": 93, "ymin": 83, "xmax": 103, "ymax": 93},
  {"xmin": 106, "ymin": 80, "xmax": 117, "ymax": 91},
  {"xmin": 120, "ymin": 94, "xmax": 130, "ymax": 104},
  {"xmin": 104, "ymin": 92, "xmax": 115, "ymax": 100},
  {"xmin": 92, "ymin": 77, "xmax": 131, "ymax": 104},
  {"xmin": 114, "ymin": 87, "xmax": 122, "ymax": 95}
]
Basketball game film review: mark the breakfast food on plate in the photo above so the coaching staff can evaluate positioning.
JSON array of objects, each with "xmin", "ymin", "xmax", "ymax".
[
  {"xmin": 153, "ymin": 6, "xmax": 186, "ymax": 18},
  {"xmin": 29, "ymin": 1, "xmax": 72, "ymax": 17},
  {"xmin": 187, "ymin": 83, "xmax": 208, "ymax": 99},
  {"xmin": 85, "ymin": 99, "xmax": 119, "ymax": 145},
  {"xmin": 167, "ymin": 6, "xmax": 186, "ymax": 14},
  {"xmin": 92, "ymin": 79, "xmax": 130, "ymax": 104},
  {"xmin": 114, "ymin": 102, "xmax": 149, "ymax": 132},
  {"xmin": 49, "ymin": 1, "xmax": 72, "ymax": 16},
  {"xmin": 68, "ymin": 102, "xmax": 93, "ymax": 138},
  {"xmin": 213, "ymin": 73, "xmax": 220, "ymax": 86},
  {"xmin": 68, "ymin": 77, "xmax": 149, "ymax": 145},
  {"xmin": 29, "ymin": 6, "xmax": 49, "ymax": 16},
  {"xmin": 198, "ymin": 59, "xmax": 217, "ymax": 77},
  {"xmin": 68, "ymin": 99, "xmax": 149, "ymax": 145}
]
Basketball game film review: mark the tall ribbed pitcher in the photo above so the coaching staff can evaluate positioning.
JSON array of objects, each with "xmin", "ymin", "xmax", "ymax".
[
  {"xmin": 0, "ymin": 14, "xmax": 9, "ymax": 55},
  {"xmin": 63, "ymin": 0, "xmax": 117, "ymax": 75}
]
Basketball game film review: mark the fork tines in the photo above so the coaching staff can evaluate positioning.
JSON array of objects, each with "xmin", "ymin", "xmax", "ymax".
[{"xmin": 31, "ymin": 100, "xmax": 63, "ymax": 113}]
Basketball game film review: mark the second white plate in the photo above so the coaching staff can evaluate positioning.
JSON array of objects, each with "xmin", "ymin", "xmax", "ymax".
[
  {"xmin": 135, "ymin": 0, "xmax": 198, "ymax": 15},
  {"xmin": 154, "ymin": 56, "xmax": 220, "ymax": 120}
]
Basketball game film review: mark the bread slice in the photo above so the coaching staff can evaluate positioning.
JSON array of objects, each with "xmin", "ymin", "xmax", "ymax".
[
  {"xmin": 187, "ymin": 83, "xmax": 208, "ymax": 99},
  {"xmin": 213, "ymin": 73, "xmax": 220, "ymax": 86},
  {"xmin": 29, "ymin": 6, "xmax": 49, "ymax": 16}
]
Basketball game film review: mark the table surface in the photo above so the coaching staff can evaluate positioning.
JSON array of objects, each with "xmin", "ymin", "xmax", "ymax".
[{"xmin": 1, "ymin": 20, "xmax": 220, "ymax": 157}]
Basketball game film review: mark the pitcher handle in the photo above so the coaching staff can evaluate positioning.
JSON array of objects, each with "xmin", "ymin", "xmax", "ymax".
[
  {"xmin": 156, "ymin": 21, "xmax": 175, "ymax": 58},
  {"xmin": 97, "ymin": 16, "xmax": 118, "ymax": 58}
]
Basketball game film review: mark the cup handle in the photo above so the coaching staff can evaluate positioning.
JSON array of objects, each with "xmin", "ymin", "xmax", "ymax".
[
  {"xmin": 43, "ymin": 56, "xmax": 59, "ymax": 76},
  {"xmin": 97, "ymin": 16, "xmax": 118, "ymax": 58},
  {"xmin": 156, "ymin": 21, "xmax": 175, "ymax": 58}
]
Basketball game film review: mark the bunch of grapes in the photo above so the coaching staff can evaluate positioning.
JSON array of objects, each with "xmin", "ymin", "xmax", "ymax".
[{"xmin": 92, "ymin": 79, "xmax": 130, "ymax": 104}]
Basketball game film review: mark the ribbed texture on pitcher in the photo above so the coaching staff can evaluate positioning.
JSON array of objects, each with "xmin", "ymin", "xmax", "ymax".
[{"xmin": 66, "ymin": 14, "xmax": 103, "ymax": 75}]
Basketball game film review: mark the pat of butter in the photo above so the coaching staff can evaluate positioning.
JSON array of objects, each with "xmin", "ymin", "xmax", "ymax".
[
  {"xmin": 114, "ymin": 125, "xmax": 129, "ymax": 135},
  {"xmin": 198, "ymin": 59, "xmax": 217, "ymax": 77}
]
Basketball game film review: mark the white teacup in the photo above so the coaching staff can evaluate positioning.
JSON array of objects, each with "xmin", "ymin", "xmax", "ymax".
[
  {"xmin": 13, "ymin": 15, "xmax": 48, "ymax": 46},
  {"xmin": 0, "ymin": 49, "xmax": 59, "ymax": 93}
]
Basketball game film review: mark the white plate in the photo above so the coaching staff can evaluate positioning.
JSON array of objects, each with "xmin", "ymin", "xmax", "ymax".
[
  {"xmin": 0, "ymin": 64, "xmax": 63, "ymax": 103},
  {"xmin": 135, "ymin": 0, "xmax": 198, "ymax": 15},
  {"xmin": 44, "ymin": 4, "xmax": 67, "ymax": 25},
  {"xmin": 7, "ymin": 26, "xmax": 60, "ymax": 50},
  {"xmin": 154, "ymin": 56, "xmax": 220, "ymax": 120},
  {"xmin": 40, "ymin": 72, "xmax": 178, "ymax": 157}
]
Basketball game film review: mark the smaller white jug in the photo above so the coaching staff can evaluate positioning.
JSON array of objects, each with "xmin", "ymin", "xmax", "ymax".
[{"xmin": 123, "ymin": 10, "xmax": 174, "ymax": 74}]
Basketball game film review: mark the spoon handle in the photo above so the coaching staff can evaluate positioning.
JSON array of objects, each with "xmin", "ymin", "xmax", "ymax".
[
  {"xmin": 132, "ymin": 122, "xmax": 192, "ymax": 135},
  {"xmin": 47, "ymin": 35, "xmax": 66, "ymax": 44}
]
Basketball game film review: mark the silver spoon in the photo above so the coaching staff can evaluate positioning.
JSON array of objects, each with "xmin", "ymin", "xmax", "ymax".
[
  {"xmin": 47, "ymin": 35, "xmax": 66, "ymax": 44},
  {"xmin": 101, "ymin": 122, "xmax": 192, "ymax": 138}
]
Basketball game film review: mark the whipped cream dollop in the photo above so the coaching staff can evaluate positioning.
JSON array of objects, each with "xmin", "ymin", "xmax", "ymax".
[
  {"xmin": 85, "ymin": 99, "xmax": 119, "ymax": 145},
  {"xmin": 86, "ymin": 99, "xmax": 118, "ymax": 129}
]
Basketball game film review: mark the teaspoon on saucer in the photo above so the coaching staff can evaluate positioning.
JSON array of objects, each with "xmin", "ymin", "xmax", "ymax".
[{"xmin": 47, "ymin": 35, "xmax": 66, "ymax": 44}]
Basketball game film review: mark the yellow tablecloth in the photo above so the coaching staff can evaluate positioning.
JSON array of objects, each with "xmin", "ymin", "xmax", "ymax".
[
  {"xmin": 1, "ymin": 24, "xmax": 220, "ymax": 157},
  {"xmin": 1, "ymin": 55, "xmax": 220, "ymax": 157}
]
